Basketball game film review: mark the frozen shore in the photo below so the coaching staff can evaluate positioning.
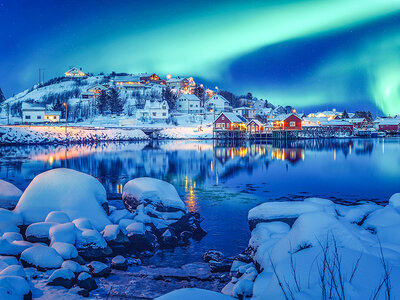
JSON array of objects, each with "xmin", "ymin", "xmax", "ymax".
[{"xmin": 0, "ymin": 126, "xmax": 149, "ymax": 145}]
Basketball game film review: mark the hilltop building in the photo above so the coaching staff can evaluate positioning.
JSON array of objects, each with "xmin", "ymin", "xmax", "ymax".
[{"xmin": 65, "ymin": 67, "xmax": 87, "ymax": 78}]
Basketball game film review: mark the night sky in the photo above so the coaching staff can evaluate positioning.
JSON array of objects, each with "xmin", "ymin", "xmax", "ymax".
[{"xmin": 0, "ymin": 0, "xmax": 399, "ymax": 114}]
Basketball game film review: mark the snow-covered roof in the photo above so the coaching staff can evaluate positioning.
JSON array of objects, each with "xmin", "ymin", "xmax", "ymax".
[
  {"xmin": 167, "ymin": 78, "xmax": 188, "ymax": 83},
  {"xmin": 320, "ymin": 120, "xmax": 353, "ymax": 126},
  {"xmin": 206, "ymin": 95, "xmax": 230, "ymax": 106},
  {"xmin": 343, "ymin": 118, "xmax": 366, "ymax": 123},
  {"xmin": 273, "ymin": 113, "xmax": 300, "ymax": 121},
  {"xmin": 178, "ymin": 94, "xmax": 200, "ymax": 101},
  {"xmin": 247, "ymin": 119, "xmax": 263, "ymax": 126},
  {"xmin": 256, "ymin": 108, "xmax": 273, "ymax": 116},
  {"xmin": 21, "ymin": 102, "xmax": 45, "ymax": 111},
  {"xmin": 377, "ymin": 118, "xmax": 400, "ymax": 125},
  {"xmin": 234, "ymin": 106, "xmax": 256, "ymax": 111},
  {"xmin": 144, "ymin": 100, "xmax": 169, "ymax": 110},
  {"xmin": 216, "ymin": 112, "xmax": 247, "ymax": 123},
  {"xmin": 113, "ymin": 76, "xmax": 140, "ymax": 82},
  {"xmin": 45, "ymin": 111, "xmax": 62, "ymax": 116}
]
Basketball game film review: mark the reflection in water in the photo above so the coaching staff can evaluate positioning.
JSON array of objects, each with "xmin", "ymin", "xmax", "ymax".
[{"xmin": 0, "ymin": 138, "xmax": 399, "ymax": 205}]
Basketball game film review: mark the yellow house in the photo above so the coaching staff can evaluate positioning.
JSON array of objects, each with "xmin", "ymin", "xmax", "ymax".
[{"xmin": 65, "ymin": 67, "xmax": 87, "ymax": 78}]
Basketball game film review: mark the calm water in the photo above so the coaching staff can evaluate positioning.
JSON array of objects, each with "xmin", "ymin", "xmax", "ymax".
[{"xmin": 1, "ymin": 138, "xmax": 399, "ymax": 266}]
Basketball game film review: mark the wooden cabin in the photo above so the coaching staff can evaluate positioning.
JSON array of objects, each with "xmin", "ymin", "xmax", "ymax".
[
  {"xmin": 213, "ymin": 112, "xmax": 247, "ymax": 131},
  {"xmin": 246, "ymin": 119, "xmax": 264, "ymax": 133},
  {"xmin": 272, "ymin": 113, "xmax": 302, "ymax": 131},
  {"xmin": 64, "ymin": 67, "xmax": 87, "ymax": 78}
]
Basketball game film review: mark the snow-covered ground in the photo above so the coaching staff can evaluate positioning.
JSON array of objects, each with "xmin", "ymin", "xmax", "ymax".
[
  {"xmin": 221, "ymin": 195, "xmax": 400, "ymax": 299},
  {"xmin": 0, "ymin": 126, "xmax": 148, "ymax": 144}
]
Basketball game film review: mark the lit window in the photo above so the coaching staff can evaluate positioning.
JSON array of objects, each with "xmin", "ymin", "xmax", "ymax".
[{"xmin": 290, "ymin": 121, "xmax": 295, "ymax": 127}]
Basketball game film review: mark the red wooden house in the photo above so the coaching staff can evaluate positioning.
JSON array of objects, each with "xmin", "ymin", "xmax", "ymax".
[
  {"xmin": 272, "ymin": 113, "xmax": 302, "ymax": 131},
  {"xmin": 378, "ymin": 119, "xmax": 400, "ymax": 132},
  {"xmin": 246, "ymin": 119, "xmax": 264, "ymax": 133},
  {"xmin": 344, "ymin": 118, "xmax": 368, "ymax": 128},
  {"xmin": 213, "ymin": 112, "xmax": 248, "ymax": 131}
]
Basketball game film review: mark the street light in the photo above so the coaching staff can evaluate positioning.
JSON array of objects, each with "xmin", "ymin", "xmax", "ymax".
[{"xmin": 63, "ymin": 102, "xmax": 68, "ymax": 136}]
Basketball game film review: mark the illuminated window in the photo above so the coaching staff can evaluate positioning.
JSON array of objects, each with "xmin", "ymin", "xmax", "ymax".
[{"xmin": 290, "ymin": 121, "xmax": 295, "ymax": 127}]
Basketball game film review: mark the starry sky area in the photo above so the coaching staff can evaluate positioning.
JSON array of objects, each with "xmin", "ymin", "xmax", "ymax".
[{"xmin": 0, "ymin": 0, "xmax": 399, "ymax": 114}]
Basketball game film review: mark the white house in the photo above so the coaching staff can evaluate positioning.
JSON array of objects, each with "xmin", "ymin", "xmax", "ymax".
[
  {"xmin": 233, "ymin": 107, "xmax": 257, "ymax": 120},
  {"xmin": 64, "ymin": 67, "xmax": 86, "ymax": 78},
  {"xmin": 22, "ymin": 102, "xmax": 45, "ymax": 123},
  {"xmin": 205, "ymin": 94, "xmax": 231, "ymax": 112},
  {"xmin": 81, "ymin": 84, "xmax": 109, "ymax": 99},
  {"xmin": 136, "ymin": 100, "xmax": 169, "ymax": 122},
  {"xmin": 176, "ymin": 94, "xmax": 202, "ymax": 113},
  {"xmin": 22, "ymin": 103, "xmax": 62, "ymax": 123},
  {"xmin": 166, "ymin": 78, "xmax": 189, "ymax": 90}
]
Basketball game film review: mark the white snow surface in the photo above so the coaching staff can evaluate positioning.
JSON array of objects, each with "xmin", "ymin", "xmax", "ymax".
[
  {"xmin": 51, "ymin": 242, "xmax": 78, "ymax": 260},
  {"xmin": 224, "ymin": 194, "xmax": 400, "ymax": 300},
  {"xmin": 0, "ymin": 180, "xmax": 22, "ymax": 209},
  {"xmin": 123, "ymin": 177, "xmax": 187, "ymax": 212},
  {"xmin": 0, "ymin": 275, "xmax": 30, "ymax": 299},
  {"xmin": 14, "ymin": 168, "xmax": 111, "ymax": 231},
  {"xmin": 25, "ymin": 222, "xmax": 57, "ymax": 240},
  {"xmin": 156, "ymin": 288, "xmax": 234, "ymax": 300},
  {"xmin": 49, "ymin": 222, "xmax": 77, "ymax": 245},
  {"xmin": 45, "ymin": 211, "xmax": 71, "ymax": 223},
  {"xmin": 0, "ymin": 126, "xmax": 148, "ymax": 144}
]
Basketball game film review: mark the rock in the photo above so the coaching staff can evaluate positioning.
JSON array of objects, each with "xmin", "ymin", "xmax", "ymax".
[
  {"xmin": 14, "ymin": 168, "xmax": 111, "ymax": 231},
  {"xmin": 48, "ymin": 268, "xmax": 75, "ymax": 289},
  {"xmin": 111, "ymin": 255, "xmax": 128, "ymax": 271},
  {"xmin": 77, "ymin": 288, "xmax": 90, "ymax": 297},
  {"xmin": 203, "ymin": 250, "xmax": 224, "ymax": 263},
  {"xmin": 72, "ymin": 218, "xmax": 93, "ymax": 231},
  {"xmin": 0, "ymin": 265, "xmax": 26, "ymax": 278},
  {"xmin": 0, "ymin": 275, "xmax": 31, "ymax": 299},
  {"xmin": 45, "ymin": 211, "xmax": 70, "ymax": 223},
  {"xmin": 61, "ymin": 260, "xmax": 89, "ymax": 275},
  {"xmin": 77, "ymin": 272, "xmax": 98, "ymax": 291},
  {"xmin": 122, "ymin": 177, "xmax": 187, "ymax": 213},
  {"xmin": 127, "ymin": 257, "xmax": 142, "ymax": 266},
  {"xmin": 102, "ymin": 225, "xmax": 129, "ymax": 253},
  {"xmin": 161, "ymin": 229, "xmax": 178, "ymax": 248},
  {"xmin": 87, "ymin": 261, "xmax": 111, "ymax": 277},
  {"xmin": 209, "ymin": 259, "xmax": 232, "ymax": 273},
  {"xmin": 51, "ymin": 242, "xmax": 78, "ymax": 260},
  {"xmin": 20, "ymin": 245, "xmax": 63, "ymax": 271},
  {"xmin": 49, "ymin": 222, "xmax": 77, "ymax": 245},
  {"xmin": 25, "ymin": 222, "xmax": 57, "ymax": 244},
  {"xmin": 128, "ymin": 232, "xmax": 159, "ymax": 252},
  {"xmin": 76, "ymin": 229, "xmax": 112, "ymax": 260},
  {"xmin": 179, "ymin": 231, "xmax": 192, "ymax": 243},
  {"xmin": 0, "ymin": 180, "xmax": 22, "ymax": 210}
]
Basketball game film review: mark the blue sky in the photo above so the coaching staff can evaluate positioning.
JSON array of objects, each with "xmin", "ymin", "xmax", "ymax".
[{"xmin": 0, "ymin": 0, "xmax": 399, "ymax": 114}]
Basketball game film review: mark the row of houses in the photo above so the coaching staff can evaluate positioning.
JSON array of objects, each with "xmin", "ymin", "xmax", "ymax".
[{"xmin": 213, "ymin": 112, "xmax": 400, "ymax": 136}]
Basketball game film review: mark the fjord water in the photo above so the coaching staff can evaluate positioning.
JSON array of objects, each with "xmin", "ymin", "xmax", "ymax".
[{"xmin": 1, "ymin": 138, "xmax": 399, "ymax": 265}]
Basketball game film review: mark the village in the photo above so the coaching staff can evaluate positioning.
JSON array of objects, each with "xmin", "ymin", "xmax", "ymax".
[{"xmin": 0, "ymin": 66, "xmax": 399, "ymax": 142}]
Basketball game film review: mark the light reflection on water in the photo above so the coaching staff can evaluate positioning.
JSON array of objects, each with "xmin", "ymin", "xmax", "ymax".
[{"xmin": 0, "ymin": 138, "xmax": 399, "ymax": 262}]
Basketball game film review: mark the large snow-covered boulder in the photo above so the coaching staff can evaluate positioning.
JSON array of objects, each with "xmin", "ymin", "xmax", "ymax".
[
  {"xmin": 14, "ymin": 168, "xmax": 111, "ymax": 231},
  {"xmin": 122, "ymin": 177, "xmax": 187, "ymax": 213},
  {"xmin": 0, "ymin": 275, "xmax": 31, "ymax": 300},
  {"xmin": 0, "ymin": 180, "xmax": 22, "ymax": 210},
  {"xmin": 25, "ymin": 222, "xmax": 57, "ymax": 243}
]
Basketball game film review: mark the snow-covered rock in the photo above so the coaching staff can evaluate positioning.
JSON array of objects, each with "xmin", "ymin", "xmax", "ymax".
[
  {"xmin": 76, "ymin": 229, "xmax": 111, "ymax": 260},
  {"xmin": 0, "ymin": 209, "xmax": 22, "ymax": 235},
  {"xmin": 49, "ymin": 222, "xmax": 77, "ymax": 245},
  {"xmin": 389, "ymin": 193, "xmax": 400, "ymax": 211},
  {"xmin": 45, "ymin": 211, "xmax": 71, "ymax": 223},
  {"xmin": 25, "ymin": 221, "xmax": 57, "ymax": 243},
  {"xmin": 51, "ymin": 242, "xmax": 78, "ymax": 260},
  {"xmin": 87, "ymin": 261, "xmax": 111, "ymax": 277},
  {"xmin": 111, "ymin": 255, "xmax": 128, "ymax": 271},
  {"xmin": 156, "ymin": 288, "xmax": 233, "ymax": 300},
  {"xmin": 14, "ymin": 168, "xmax": 111, "ymax": 231},
  {"xmin": 20, "ymin": 245, "xmax": 63, "ymax": 270},
  {"xmin": 123, "ymin": 177, "xmax": 187, "ymax": 213},
  {"xmin": 126, "ymin": 222, "xmax": 146, "ymax": 235},
  {"xmin": 248, "ymin": 199, "xmax": 336, "ymax": 229},
  {"xmin": 0, "ymin": 275, "xmax": 31, "ymax": 300},
  {"xmin": 2, "ymin": 232, "xmax": 23, "ymax": 243},
  {"xmin": 0, "ymin": 180, "xmax": 22, "ymax": 210},
  {"xmin": 77, "ymin": 272, "xmax": 98, "ymax": 291},
  {"xmin": 0, "ymin": 265, "xmax": 26, "ymax": 278},
  {"xmin": 72, "ymin": 218, "xmax": 94, "ymax": 230},
  {"xmin": 48, "ymin": 268, "xmax": 75, "ymax": 289},
  {"xmin": 0, "ymin": 238, "xmax": 33, "ymax": 256},
  {"xmin": 61, "ymin": 260, "xmax": 88, "ymax": 275}
]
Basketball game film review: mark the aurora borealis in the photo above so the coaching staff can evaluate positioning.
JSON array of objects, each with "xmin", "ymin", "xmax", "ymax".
[{"xmin": 0, "ymin": 0, "xmax": 399, "ymax": 114}]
